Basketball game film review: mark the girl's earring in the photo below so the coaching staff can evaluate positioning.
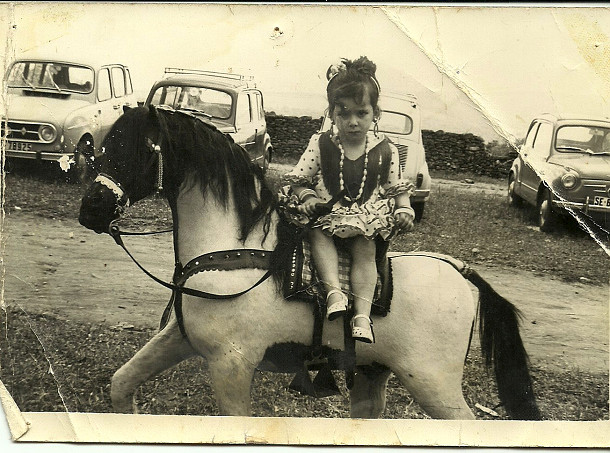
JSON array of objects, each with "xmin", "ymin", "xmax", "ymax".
[
  {"xmin": 373, "ymin": 119, "xmax": 379, "ymax": 138},
  {"xmin": 330, "ymin": 122, "xmax": 335, "ymax": 138}
]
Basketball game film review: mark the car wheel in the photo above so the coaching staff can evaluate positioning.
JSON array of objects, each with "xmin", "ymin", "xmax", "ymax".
[
  {"xmin": 508, "ymin": 174, "xmax": 522, "ymax": 207},
  {"xmin": 261, "ymin": 148, "xmax": 271, "ymax": 174},
  {"xmin": 412, "ymin": 201, "xmax": 425, "ymax": 223},
  {"xmin": 69, "ymin": 141, "xmax": 93, "ymax": 184},
  {"xmin": 538, "ymin": 188, "xmax": 559, "ymax": 232}
]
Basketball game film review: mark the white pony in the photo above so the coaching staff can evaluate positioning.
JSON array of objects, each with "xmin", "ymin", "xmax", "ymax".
[{"xmin": 79, "ymin": 106, "xmax": 540, "ymax": 420}]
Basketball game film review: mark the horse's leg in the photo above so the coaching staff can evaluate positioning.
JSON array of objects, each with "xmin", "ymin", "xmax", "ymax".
[
  {"xmin": 111, "ymin": 318, "xmax": 196, "ymax": 413},
  {"xmin": 393, "ymin": 366, "xmax": 475, "ymax": 420},
  {"xmin": 349, "ymin": 366, "xmax": 392, "ymax": 419},
  {"xmin": 205, "ymin": 345, "xmax": 262, "ymax": 416}
]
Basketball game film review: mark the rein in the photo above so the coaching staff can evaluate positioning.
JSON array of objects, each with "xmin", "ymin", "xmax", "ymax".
[{"xmin": 109, "ymin": 222, "xmax": 274, "ymax": 300}]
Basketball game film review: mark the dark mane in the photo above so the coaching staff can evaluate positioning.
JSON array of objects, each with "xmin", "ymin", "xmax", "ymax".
[{"xmin": 156, "ymin": 107, "xmax": 276, "ymax": 243}]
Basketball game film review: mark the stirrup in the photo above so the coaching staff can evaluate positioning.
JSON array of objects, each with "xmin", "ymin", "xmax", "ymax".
[
  {"xmin": 351, "ymin": 314, "xmax": 375, "ymax": 344},
  {"xmin": 326, "ymin": 289, "xmax": 348, "ymax": 321}
]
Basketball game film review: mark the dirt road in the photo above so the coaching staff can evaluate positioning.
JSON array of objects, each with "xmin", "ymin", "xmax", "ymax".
[{"xmin": 1, "ymin": 210, "xmax": 608, "ymax": 374}]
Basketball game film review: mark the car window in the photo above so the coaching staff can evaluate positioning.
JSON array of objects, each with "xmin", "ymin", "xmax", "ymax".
[
  {"xmin": 236, "ymin": 93, "xmax": 251, "ymax": 125},
  {"xmin": 531, "ymin": 122, "xmax": 553, "ymax": 158},
  {"xmin": 125, "ymin": 68, "xmax": 133, "ymax": 95},
  {"xmin": 97, "ymin": 68, "xmax": 112, "ymax": 101},
  {"xmin": 524, "ymin": 122, "xmax": 539, "ymax": 149},
  {"xmin": 256, "ymin": 92, "xmax": 264, "ymax": 120},
  {"xmin": 556, "ymin": 125, "xmax": 610, "ymax": 154},
  {"xmin": 149, "ymin": 85, "xmax": 232, "ymax": 119},
  {"xmin": 111, "ymin": 67, "xmax": 126, "ymax": 98},
  {"xmin": 249, "ymin": 93, "xmax": 259, "ymax": 121},
  {"xmin": 7, "ymin": 61, "xmax": 94, "ymax": 93}
]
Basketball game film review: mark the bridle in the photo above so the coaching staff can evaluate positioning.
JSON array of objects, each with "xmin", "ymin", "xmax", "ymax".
[{"xmin": 94, "ymin": 110, "xmax": 274, "ymax": 301}]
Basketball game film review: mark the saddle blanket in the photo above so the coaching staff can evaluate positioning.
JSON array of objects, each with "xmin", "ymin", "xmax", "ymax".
[{"xmin": 285, "ymin": 238, "xmax": 389, "ymax": 316}]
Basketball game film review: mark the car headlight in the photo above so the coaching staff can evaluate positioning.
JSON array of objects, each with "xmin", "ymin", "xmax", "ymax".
[
  {"xmin": 561, "ymin": 172, "xmax": 579, "ymax": 190},
  {"xmin": 39, "ymin": 124, "xmax": 57, "ymax": 142}
]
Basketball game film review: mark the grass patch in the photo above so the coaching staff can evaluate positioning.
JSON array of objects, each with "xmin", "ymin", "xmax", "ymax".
[{"xmin": 0, "ymin": 307, "xmax": 606, "ymax": 419}]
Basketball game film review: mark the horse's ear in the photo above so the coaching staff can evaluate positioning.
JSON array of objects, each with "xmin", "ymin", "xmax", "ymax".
[
  {"xmin": 148, "ymin": 104, "xmax": 159, "ymax": 123},
  {"xmin": 123, "ymin": 105, "xmax": 132, "ymax": 114}
]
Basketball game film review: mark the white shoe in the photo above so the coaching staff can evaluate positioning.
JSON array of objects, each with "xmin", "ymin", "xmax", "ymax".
[
  {"xmin": 351, "ymin": 314, "xmax": 374, "ymax": 343},
  {"xmin": 326, "ymin": 289, "xmax": 348, "ymax": 321}
]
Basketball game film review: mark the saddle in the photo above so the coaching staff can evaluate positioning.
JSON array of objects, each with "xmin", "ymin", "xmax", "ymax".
[{"xmin": 283, "ymin": 233, "xmax": 394, "ymax": 317}]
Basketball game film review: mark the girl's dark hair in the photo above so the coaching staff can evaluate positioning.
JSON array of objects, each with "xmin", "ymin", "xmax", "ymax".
[{"xmin": 326, "ymin": 56, "xmax": 380, "ymax": 116}]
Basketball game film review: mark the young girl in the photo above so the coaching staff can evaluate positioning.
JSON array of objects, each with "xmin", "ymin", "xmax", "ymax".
[{"xmin": 281, "ymin": 56, "xmax": 415, "ymax": 343}]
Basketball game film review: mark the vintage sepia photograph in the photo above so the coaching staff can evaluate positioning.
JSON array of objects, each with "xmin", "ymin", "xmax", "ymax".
[{"xmin": 0, "ymin": 2, "xmax": 608, "ymax": 448}]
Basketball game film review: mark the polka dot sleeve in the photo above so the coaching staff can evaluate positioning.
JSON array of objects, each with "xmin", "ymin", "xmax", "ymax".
[
  {"xmin": 383, "ymin": 142, "xmax": 414, "ymax": 198},
  {"xmin": 281, "ymin": 134, "xmax": 322, "ymax": 187}
]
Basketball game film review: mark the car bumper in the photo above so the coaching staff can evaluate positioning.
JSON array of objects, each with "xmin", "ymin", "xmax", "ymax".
[
  {"xmin": 5, "ymin": 149, "xmax": 69, "ymax": 161},
  {"xmin": 553, "ymin": 199, "xmax": 610, "ymax": 215}
]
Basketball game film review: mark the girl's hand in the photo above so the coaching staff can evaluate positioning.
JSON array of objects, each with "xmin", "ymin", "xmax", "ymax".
[
  {"xmin": 298, "ymin": 197, "xmax": 323, "ymax": 216},
  {"xmin": 394, "ymin": 212, "xmax": 414, "ymax": 232}
]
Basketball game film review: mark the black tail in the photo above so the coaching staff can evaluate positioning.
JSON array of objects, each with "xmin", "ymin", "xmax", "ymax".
[{"xmin": 466, "ymin": 268, "xmax": 542, "ymax": 420}]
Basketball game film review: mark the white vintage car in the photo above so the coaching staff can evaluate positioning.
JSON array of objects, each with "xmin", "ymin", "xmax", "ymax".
[
  {"xmin": 509, "ymin": 114, "xmax": 610, "ymax": 232},
  {"xmin": 320, "ymin": 93, "xmax": 431, "ymax": 221},
  {"xmin": 2, "ymin": 53, "xmax": 138, "ymax": 181}
]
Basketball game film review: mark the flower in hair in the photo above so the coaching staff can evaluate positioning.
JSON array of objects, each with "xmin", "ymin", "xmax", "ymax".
[{"xmin": 326, "ymin": 60, "xmax": 347, "ymax": 81}]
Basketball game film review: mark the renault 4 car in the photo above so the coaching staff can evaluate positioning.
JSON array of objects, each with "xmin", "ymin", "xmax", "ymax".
[
  {"xmin": 2, "ymin": 54, "xmax": 137, "ymax": 181},
  {"xmin": 320, "ymin": 93, "xmax": 431, "ymax": 221},
  {"xmin": 145, "ymin": 68, "xmax": 272, "ymax": 172},
  {"xmin": 508, "ymin": 114, "xmax": 610, "ymax": 231}
]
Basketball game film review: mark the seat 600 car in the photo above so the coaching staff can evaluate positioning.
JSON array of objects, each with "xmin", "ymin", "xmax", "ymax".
[
  {"xmin": 2, "ymin": 53, "xmax": 137, "ymax": 181},
  {"xmin": 508, "ymin": 114, "xmax": 610, "ymax": 231},
  {"xmin": 320, "ymin": 93, "xmax": 431, "ymax": 221},
  {"xmin": 145, "ymin": 68, "xmax": 272, "ymax": 172}
]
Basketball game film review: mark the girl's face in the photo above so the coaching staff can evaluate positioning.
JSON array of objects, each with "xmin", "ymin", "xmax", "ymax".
[{"xmin": 332, "ymin": 90, "xmax": 376, "ymax": 146}]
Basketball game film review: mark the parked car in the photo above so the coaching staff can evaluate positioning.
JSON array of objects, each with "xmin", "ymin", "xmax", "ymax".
[
  {"xmin": 319, "ymin": 93, "xmax": 431, "ymax": 221},
  {"xmin": 508, "ymin": 114, "xmax": 610, "ymax": 231},
  {"xmin": 2, "ymin": 53, "xmax": 138, "ymax": 181},
  {"xmin": 145, "ymin": 68, "xmax": 272, "ymax": 172}
]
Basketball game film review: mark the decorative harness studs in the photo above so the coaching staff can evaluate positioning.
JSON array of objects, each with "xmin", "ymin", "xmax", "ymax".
[
  {"xmin": 145, "ymin": 137, "xmax": 164, "ymax": 193},
  {"xmin": 95, "ymin": 174, "xmax": 130, "ymax": 209}
]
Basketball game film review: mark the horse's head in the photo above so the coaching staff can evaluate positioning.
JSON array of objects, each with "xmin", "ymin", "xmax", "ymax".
[{"xmin": 79, "ymin": 105, "xmax": 167, "ymax": 234}]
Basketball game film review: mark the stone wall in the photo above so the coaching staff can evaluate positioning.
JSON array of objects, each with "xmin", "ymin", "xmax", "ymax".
[{"xmin": 266, "ymin": 114, "xmax": 516, "ymax": 179}]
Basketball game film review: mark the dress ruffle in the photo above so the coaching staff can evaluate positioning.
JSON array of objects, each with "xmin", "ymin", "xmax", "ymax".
[
  {"xmin": 315, "ymin": 197, "xmax": 396, "ymax": 240},
  {"xmin": 278, "ymin": 185, "xmax": 397, "ymax": 240},
  {"xmin": 280, "ymin": 173, "xmax": 314, "ymax": 187},
  {"xmin": 384, "ymin": 180, "xmax": 415, "ymax": 199}
]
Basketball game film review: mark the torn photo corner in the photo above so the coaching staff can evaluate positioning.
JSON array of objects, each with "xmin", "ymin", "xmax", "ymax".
[{"xmin": 0, "ymin": 1, "xmax": 608, "ymax": 448}]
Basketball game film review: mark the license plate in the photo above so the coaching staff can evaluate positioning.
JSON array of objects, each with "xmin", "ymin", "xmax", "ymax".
[
  {"xmin": 591, "ymin": 196, "xmax": 610, "ymax": 207},
  {"xmin": 6, "ymin": 141, "xmax": 32, "ymax": 151}
]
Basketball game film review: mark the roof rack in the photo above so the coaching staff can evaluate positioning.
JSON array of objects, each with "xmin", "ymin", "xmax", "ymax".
[{"xmin": 164, "ymin": 67, "xmax": 254, "ymax": 83}]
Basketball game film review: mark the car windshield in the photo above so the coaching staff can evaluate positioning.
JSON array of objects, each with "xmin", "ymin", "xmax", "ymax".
[
  {"xmin": 7, "ymin": 61, "xmax": 94, "ymax": 93},
  {"xmin": 555, "ymin": 125, "xmax": 610, "ymax": 155},
  {"xmin": 375, "ymin": 110, "xmax": 413, "ymax": 135},
  {"xmin": 149, "ymin": 85, "xmax": 233, "ymax": 120}
]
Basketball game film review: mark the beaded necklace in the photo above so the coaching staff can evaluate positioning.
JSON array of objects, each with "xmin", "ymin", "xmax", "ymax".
[{"xmin": 337, "ymin": 135, "xmax": 369, "ymax": 202}]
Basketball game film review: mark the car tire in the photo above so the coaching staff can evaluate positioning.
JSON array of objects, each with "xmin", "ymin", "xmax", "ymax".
[
  {"xmin": 261, "ymin": 148, "xmax": 270, "ymax": 174},
  {"xmin": 538, "ymin": 188, "xmax": 559, "ymax": 232},
  {"xmin": 508, "ymin": 173, "xmax": 522, "ymax": 207},
  {"xmin": 69, "ymin": 141, "xmax": 93, "ymax": 184},
  {"xmin": 412, "ymin": 201, "xmax": 425, "ymax": 223}
]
